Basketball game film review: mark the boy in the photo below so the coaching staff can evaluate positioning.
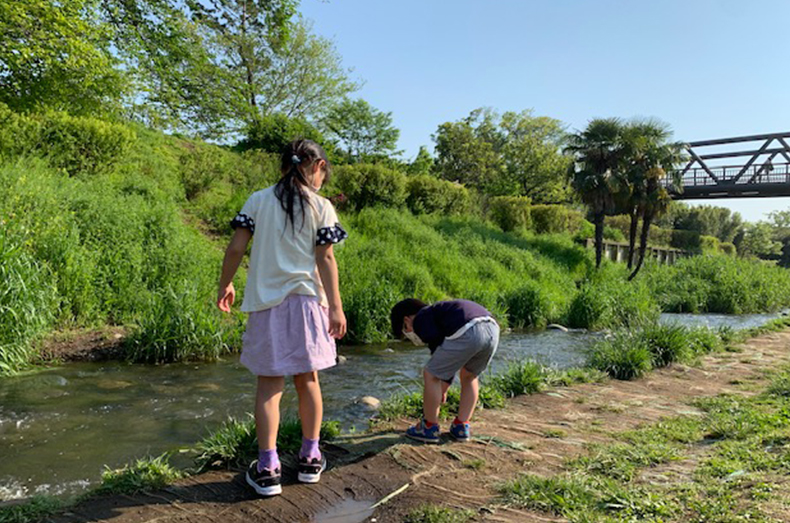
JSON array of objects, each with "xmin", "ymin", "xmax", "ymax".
[{"xmin": 390, "ymin": 298, "xmax": 500, "ymax": 443}]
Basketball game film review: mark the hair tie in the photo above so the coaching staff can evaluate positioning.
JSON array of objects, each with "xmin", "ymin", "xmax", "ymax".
[{"xmin": 291, "ymin": 154, "xmax": 302, "ymax": 165}]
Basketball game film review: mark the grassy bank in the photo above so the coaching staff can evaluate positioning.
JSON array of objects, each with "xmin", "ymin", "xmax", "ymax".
[
  {"xmin": 498, "ymin": 364, "xmax": 790, "ymax": 522},
  {"xmin": 4, "ymin": 111, "xmax": 790, "ymax": 374}
]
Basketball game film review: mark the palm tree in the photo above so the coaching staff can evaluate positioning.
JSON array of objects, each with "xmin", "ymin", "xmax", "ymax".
[
  {"xmin": 565, "ymin": 118, "xmax": 626, "ymax": 268},
  {"xmin": 626, "ymin": 122, "xmax": 686, "ymax": 280}
]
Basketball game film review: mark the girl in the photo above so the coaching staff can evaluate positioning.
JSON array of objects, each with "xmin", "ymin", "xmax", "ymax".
[{"xmin": 217, "ymin": 139, "xmax": 347, "ymax": 497}]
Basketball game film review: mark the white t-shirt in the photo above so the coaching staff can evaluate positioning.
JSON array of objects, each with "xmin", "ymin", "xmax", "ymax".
[{"xmin": 231, "ymin": 185, "xmax": 347, "ymax": 313}]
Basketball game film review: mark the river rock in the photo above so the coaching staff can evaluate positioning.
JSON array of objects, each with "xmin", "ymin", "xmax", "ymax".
[
  {"xmin": 336, "ymin": 355, "xmax": 348, "ymax": 364},
  {"xmin": 547, "ymin": 324, "xmax": 569, "ymax": 332},
  {"xmin": 383, "ymin": 348, "xmax": 395, "ymax": 353},
  {"xmin": 359, "ymin": 396, "xmax": 381, "ymax": 409}
]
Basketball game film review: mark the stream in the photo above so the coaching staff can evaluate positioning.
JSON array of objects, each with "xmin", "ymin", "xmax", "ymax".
[{"xmin": 0, "ymin": 312, "xmax": 781, "ymax": 501}]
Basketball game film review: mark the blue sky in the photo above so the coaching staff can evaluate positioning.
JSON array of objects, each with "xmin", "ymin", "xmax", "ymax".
[{"xmin": 300, "ymin": 0, "xmax": 790, "ymax": 222}]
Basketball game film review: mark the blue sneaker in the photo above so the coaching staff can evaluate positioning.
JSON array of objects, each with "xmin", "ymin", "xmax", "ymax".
[
  {"xmin": 450, "ymin": 421, "xmax": 471, "ymax": 442},
  {"xmin": 405, "ymin": 419, "xmax": 440, "ymax": 444}
]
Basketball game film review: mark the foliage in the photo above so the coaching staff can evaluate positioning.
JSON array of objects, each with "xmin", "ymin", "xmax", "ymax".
[
  {"xmin": 736, "ymin": 221, "xmax": 782, "ymax": 259},
  {"xmin": 587, "ymin": 331, "xmax": 654, "ymax": 380},
  {"xmin": 0, "ymin": 495, "xmax": 63, "ymax": 523},
  {"xmin": 406, "ymin": 146, "xmax": 435, "ymax": 176},
  {"xmin": 405, "ymin": 175, "xmax": 471, "ymax": 215},
  {"xmin": 235, "ymin": 113, "xmax": 328, "ymax": 155},
  {"xmin": 404, "ymin": 505, "xmax": 474, "ymax": 523},
  {"xmin": 433, "ymin": 108, "xmax": 570, "ymax": 201},
  {"xmin": 94, "ymin": 454, "xmax": 182, "ymax": 495},
  {"xmin": 193, "ymin": 416, "xmax": 340, "ymax": 471},
  {"xmin": 322, "ymin": 98, "xmax": 400, "ymax": 163},
  {"xmin": 530, "ymin": 205, "xmax": 585, "ymax": 235},
  {"xmin": 0, "ymin": 0, "xmax": 127, "ymax": 115},
  {"xmin": 667, "ymin": 203, "xmax": 744, "ymax": 243},
  {"xmin": 488, "ymin": 196, "xmax": 532, "ymax": 232},
  {"xmin": 0, "ymin": 104, "xmax": 136, "ymax": 176},
  {"xmin": 644, "ymin": 254, "xmax": 790, "ymax": 314},
  {"xmin": 332, "ymin": 164, "xmax": 407, "ymax": 211}
]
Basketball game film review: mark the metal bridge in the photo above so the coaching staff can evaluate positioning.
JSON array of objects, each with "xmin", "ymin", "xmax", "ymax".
[{"xmin": 669, "ymin": 132, "xmax": 790, "ymax": 200}]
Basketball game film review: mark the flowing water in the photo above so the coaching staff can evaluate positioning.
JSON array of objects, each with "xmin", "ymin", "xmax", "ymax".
[{"xmin": 0, "ymin": 312, "xmax": 781, "ymax": 501}]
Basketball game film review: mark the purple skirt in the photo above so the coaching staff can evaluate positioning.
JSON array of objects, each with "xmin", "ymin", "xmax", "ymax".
[{"xmin": 240, "ymin": 294, "xmax": 337, "ymax": 377}]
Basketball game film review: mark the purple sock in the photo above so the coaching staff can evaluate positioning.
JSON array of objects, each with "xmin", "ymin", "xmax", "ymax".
[
  {"xmin": 257, "ymin": 448, "xmax": 280, "ymax": 472},
  {"xmin": 299, "ymin": 437, "xmax": 321, "ymax": 461}
]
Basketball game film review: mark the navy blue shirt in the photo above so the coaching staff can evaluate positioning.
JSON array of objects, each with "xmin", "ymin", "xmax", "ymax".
[{"xmin": 412, "ymin": 300, "xmax": 492, "ymax": 353}]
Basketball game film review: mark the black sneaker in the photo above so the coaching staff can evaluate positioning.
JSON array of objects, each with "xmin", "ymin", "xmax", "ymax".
[
  {"xmin": 246, "ymin": 460, "xmax": 282, "ymax": 497},
  {"xmin": 297, "ymin": 454, "xmax": 327, "ymax": 483}
]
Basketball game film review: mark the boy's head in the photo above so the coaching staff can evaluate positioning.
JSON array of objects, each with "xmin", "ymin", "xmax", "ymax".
[{"xmin": 390, "ymin": 298, "xmax": 427, "ymax": 339}]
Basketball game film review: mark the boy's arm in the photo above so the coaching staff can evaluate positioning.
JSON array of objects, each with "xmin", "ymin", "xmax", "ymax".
[
  {"xmin": 217, "ymin": 228, "xmax": 252, "ymax": 312},
  {"xmin": 316, "ymin": 244, "xmax": 347, "ymax": 339}
]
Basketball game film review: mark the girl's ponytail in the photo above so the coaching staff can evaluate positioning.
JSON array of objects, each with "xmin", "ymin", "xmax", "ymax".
[{"xmin": 275, "ymin": 139, "xmax": 331, "ymax": 233}]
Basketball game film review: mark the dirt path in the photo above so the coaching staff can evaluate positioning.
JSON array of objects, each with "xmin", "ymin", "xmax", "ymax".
[{"xmin": 51, "ymin": 330, "xmax": 790, "ymax": 523}]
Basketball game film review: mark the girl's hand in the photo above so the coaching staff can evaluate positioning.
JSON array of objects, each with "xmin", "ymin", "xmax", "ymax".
[
  {"xmin": 328, "ymin": 307, "xmax": 347, "ymax": 339},
  {"xmin": 217, "ymin": 283, "xmax": 235, "ymax": 312}
]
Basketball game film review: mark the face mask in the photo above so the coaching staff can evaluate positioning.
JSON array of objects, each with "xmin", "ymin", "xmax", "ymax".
[{"xmin": 404, "ymin": 331, "xmax": 425, "ymax": 346}]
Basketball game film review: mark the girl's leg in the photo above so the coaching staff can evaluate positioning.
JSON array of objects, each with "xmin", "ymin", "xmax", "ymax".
[
  {"xmin": 294, "ymin": 371, "xmax": 322, "ymax": 444},
  {"xmin": 457, "ymin": 366, "xmax": 479, "ymax": 422},
  {"xmin": 255, "ymin": 376, "xmax": 285, "ymax": 456}
]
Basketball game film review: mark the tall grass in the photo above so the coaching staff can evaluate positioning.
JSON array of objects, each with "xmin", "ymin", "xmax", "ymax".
[{"xmin": 193, "ymin": 416, "xmax": 341, "ymax": 471}]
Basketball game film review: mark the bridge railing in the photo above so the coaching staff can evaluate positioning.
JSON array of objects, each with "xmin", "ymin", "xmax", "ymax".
[{"xmin": 666, "ymin": 162, "xmax": 790, "ymax": 189}]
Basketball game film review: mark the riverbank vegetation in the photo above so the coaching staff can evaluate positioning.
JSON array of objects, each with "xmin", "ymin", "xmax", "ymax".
[
  {"xmin": 3, "ymin": 109, "xmax": 790, "ymax": 375},
  {"xmin": 4, "ymin": 1, "xmax": 790, "ymax": 377}
]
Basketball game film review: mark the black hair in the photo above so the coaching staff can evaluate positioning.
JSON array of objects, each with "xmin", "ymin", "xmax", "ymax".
[
  {"xmin": 275, "ymin": 139, "xmax": 331, "ymax": 233},
  {"xmin": 390, "ymin": 298, "xmax": 428, "ymax": 339}
]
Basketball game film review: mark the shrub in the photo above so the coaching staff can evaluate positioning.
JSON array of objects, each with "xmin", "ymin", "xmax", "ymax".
[
  {"xmin": 94, "ymin": 455, "xmax": 182, "ymax": 495},
  {"xmin": 670, "ymin": 229, "xmax": 702, "ymax": 251},
  {"xmin": 700, "ymin": 235, "xmax": 720, "ymax": 254},
  {"xmin": 236, "ymin": 113, "xmax": 328, "ymax": 155},
  {"xmin": 333, "ymin": 163, "xmax": 407, "ymax": 210},
  {"xmin": 641, "ymin": 323, "xmax": 691, "ymax": 367},
  {"xmin": 719, "ymin": 242, "xmax": 736, "ymax": 256},
  {"xmin": 405, "ymin": 175, "xmax": 471, "ymax": 215},
  {"xmin": 37, "ymin": 112, "xmax": 136, "ymax": 175},
  {"xmin": 193, "ymin": 416, "xmax": 340, "ymax": 471},
  {"xmin": 588, "ymin": 331, "xmax": 653, "ymax": 380},
  {"xmin": 530, "ymin": 205, "xmax": 585, "ymax": 234},
  {"xmin": 489, "ymin": 196, "xmax": 532, "ymax": 232}
]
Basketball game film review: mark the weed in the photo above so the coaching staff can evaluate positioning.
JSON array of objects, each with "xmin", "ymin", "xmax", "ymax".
[
  {"xmin": 93, "ymin": 454, "xmax": 182, "ymax": 495},
  {"xmin": 404, "ymin": 504, "xmax": 474, "ymax": 523}
]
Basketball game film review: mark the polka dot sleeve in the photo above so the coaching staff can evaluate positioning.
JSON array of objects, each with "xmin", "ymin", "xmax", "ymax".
[
  {"xmin": 230, "ymin": 213, "xmax": 255, "ymax": 234},
  {"xmin": 316, "ymin": 200, "xmax": 348, "ymax": 246},
  {"xmin": 229, "ymin": 193, "xmax": 258, "ymax": 234},
  {"xmin": 316, "ymin": 223, "xmax": 348, "ymax": 246}
]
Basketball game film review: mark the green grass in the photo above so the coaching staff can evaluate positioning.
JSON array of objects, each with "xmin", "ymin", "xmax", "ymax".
[
  {"xmin": 0, "ymin": 496, "xmax": 63, "ymax": 523},
  {"xmin": 93, "ymin": 454, "xmax": 183, "ymax": 495},
  {"xmin": 375, "ymin": 360, "xmax": 607, "ymax": 422},
  {"xmin": 5, "ymin": 108, "xmax": 790, "ymax": 374},
  {"xmin": 498, "ymin": 366, "xmax": 790, "ymax": 523},
  {"xmin": 403, "ymin": 504, "xmax": 474, "ymax": 523},
  {"xmin": 193, "ymin": 416, "xmax": 340, "ymax": 471}
]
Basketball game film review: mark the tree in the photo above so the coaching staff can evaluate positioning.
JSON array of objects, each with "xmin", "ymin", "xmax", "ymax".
[
  {"xmin": 670, "ymin": 204, "xmax": 744, "ymax": 243},
  {"xmin": 626, "ymin": 121, "xmax": 686, "ymax": 280},
  {"xmin": 565, "ymin": 118, "xmax": 626, "ymax": 268},
  {"xmin": 433, "ymin": 108, "xmax": 503, "ymax": 191},
  {"xmin": 406, "ymin": 146, "xmax": 434, "ymax": 176},
  {"xmin": 736, "ymin": 222, "xmax": 782, "ymax": 259},
  {"xmin": 433, "ymin": 108, "xmax": 570, "ymax": 202},
  {"xmin": 322, "ymin": 98, "xmax": 400, "ymax": 163},
  {"xmin": 499, "ymin": 111, "xmax": 571, "ymax": 202},
  {"xmin": 106, "ymin": 2, "xmax": 357, "ymax": 136},
  {"xmin": 0, "ymin": 0, "xmax": 127, "ymax": 115},
  {"xmin": 235, "ymin": 112, "xmax": 329, "ymax": 154}
]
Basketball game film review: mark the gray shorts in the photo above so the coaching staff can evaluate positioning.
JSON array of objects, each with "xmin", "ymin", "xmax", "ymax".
[{"xmin": 425, "ymin": 320, "xmax": 500, "ymax": 382}]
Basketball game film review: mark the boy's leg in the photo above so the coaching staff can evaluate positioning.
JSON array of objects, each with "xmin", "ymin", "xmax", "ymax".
[
  {"xmin": 255, "ymin": 376, "xmax": 285, "ymax": 451},
  {"xmin": 457, "ymin": 367, "xmax": 479, "ymax": 422},
  {"xmin": 423, "ymin": 368, "xmax": 445, "ymax": 425},
  {"xmin": 293, "ymin": 371, "xmax": 322, "ymax": 440}
]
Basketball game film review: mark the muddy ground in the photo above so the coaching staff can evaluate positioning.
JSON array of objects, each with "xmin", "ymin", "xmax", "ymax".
[{"xmin": 45, "ymin": 330, "xmax": 790, "ymax": 523}]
